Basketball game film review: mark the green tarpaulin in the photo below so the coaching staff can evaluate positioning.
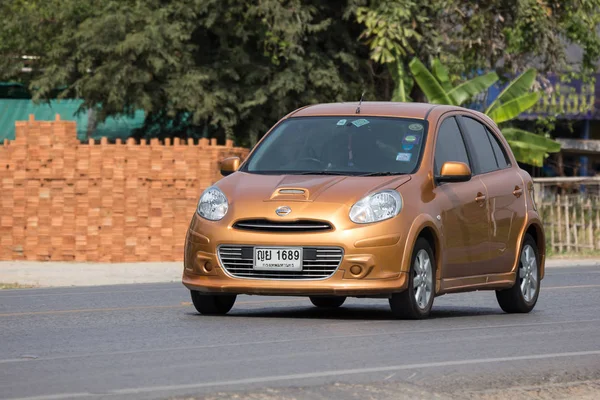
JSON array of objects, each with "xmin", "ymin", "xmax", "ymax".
[{"xmin": 0, "ymin": 98, "xmax": 145, "ymax": 142}]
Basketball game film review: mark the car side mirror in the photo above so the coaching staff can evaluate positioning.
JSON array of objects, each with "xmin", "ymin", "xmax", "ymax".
[
  {"xmin": 220, "ymin": 157, "xmax": 241, "ymax": 176},
  {"xmin": 436, "ymin": 161, "xmax": 471, "ymax": 184}
]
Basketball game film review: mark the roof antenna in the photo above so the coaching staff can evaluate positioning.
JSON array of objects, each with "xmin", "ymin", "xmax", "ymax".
[{"xmin": 355, "ymin": 91, "xmax": 365, "ymax": 114}]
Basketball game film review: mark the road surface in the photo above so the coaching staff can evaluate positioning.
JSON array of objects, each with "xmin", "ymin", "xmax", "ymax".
[{"xmin": 1, "ymin": 265, "xmax": 600, "ymax": 400}]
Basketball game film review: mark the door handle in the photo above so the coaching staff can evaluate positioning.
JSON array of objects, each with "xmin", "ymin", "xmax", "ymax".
[
  {"xmin": 513, "ymin": 186, "xmax": 523, "ymax": 198},
  {"xmin": 475, "ymin": 192, "xmax": 486, "ymax": 204}
]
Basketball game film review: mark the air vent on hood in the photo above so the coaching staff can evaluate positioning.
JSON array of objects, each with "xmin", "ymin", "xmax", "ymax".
[
  {"xmin": 278, "ymin": 189, "xmax": 305, "ymax": 195},
  {"xmin": 233, "ymin": 219, "xmax": 333, "ymax": 233}
]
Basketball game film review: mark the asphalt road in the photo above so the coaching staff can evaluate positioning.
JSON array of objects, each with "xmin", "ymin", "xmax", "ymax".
[{"xmin": 1, "ymin": 265, "xmax": 600, "ymax": 400}]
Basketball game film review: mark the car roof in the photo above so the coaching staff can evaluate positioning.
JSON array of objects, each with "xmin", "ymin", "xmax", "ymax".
[{"xmin": 288, "ymin": 102, "xmax": 461, "ymax": 120}]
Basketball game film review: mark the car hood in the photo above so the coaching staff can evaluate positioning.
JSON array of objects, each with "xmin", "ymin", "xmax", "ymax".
[{"xmin": 216, "ymin": 172, "xmax": 411, "ymax": 206}]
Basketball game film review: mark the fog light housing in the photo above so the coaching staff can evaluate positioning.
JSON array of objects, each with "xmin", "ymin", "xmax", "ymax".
[
  {"xmin": 350, "ymin": 265, "xmax": 363, "ymax": 276},
  {"xmin": 204, "ymin": 262, "xmax": 213, "ymax": 272}
]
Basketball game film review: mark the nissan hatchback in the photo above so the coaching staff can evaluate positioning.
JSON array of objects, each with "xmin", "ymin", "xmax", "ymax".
[{"xmin": 183, "ymin": 102, "xmax": 545, "ymax": 319}]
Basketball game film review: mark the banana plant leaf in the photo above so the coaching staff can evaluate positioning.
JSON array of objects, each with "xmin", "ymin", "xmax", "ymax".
[
  {"xmin": 409, "ymin": 58, "xmax": 453, "ymax": 105},
  {"xmin": 505, "ymin": 140, "xmax": 549, "ymax": 167},
  {"xmin": 488, "ymin": 92, "xmax": 540, "ymax": 124},
  {"xmin": 447, "ymin": 72, "xmax": 499, "ymax": 105},
  {"xmin": 501, "ymin": 128, "xmax": 561, "ymax": 153},
  {"xmin": 390, "ymin": 62, "xmax": 413, "ymax": 102},
  {"xmin": 432, "ymin": 59, "xmax": 452, "ymax": 92},
  {"xmin": 485, "ymin": 68, "xmax": 537, "ymax": 114}
]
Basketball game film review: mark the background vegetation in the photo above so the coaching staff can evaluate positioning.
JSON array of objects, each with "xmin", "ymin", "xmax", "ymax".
[{"xmin": 1, "ymin": 0, "xmax": 599, "ymax": 148}]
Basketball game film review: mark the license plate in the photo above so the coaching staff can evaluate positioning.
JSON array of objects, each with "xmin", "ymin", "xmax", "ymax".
[{"xmin": 254, "ymin": 247, "xmax": 303, "ymax": 271}]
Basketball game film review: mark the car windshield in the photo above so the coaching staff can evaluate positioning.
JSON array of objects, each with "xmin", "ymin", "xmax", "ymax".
[{"xmin": 244, "ymin": 116, "xmax": 428, "ymax": 175}]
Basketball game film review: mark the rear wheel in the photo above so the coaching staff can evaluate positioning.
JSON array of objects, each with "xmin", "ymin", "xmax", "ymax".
[
  {"xmin": 309, "ymin": 296, "xmax": 346, "ymax": 308},
  {"xmin": 389, "ymin": 237, "xmax": 435, "ymax": 319},
  {"xmin": 190, "ymin": 291, "xmax": 236, "ymax": 315},
  {"xmin": 496, "ymin": 234, "xmax": 540, "ymax": 313}
]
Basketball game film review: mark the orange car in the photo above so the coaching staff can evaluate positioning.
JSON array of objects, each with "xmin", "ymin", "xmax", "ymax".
[{"xmin": 183, "ymin": 102, "xmax": 544, "ymax": 319}]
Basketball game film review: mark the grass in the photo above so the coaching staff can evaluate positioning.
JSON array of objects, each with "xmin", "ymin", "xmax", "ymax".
[{"xmin": 0, "ymin": 282, "xmax": 36, "ymax": 289}]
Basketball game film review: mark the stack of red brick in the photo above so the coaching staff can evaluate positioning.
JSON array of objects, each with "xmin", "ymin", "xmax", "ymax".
[{"xmin": 0, "ymin": 115, "xmax": 249, "ymax": 262}]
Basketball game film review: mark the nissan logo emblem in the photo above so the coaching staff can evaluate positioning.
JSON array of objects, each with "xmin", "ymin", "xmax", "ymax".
[{"xmin": 275, "ymin": 206, "xmax": 292, "ymax": 217}]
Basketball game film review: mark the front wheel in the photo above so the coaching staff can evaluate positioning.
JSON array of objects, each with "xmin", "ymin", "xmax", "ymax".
[
  {"xmin": 389, "ymin": 237, "xmax": 436, "ymax": 319},
  {"xmin": 190, "ymin": 291, "xmax": 236, "ymax": 315},
  {"xmin": 309, "ymin": 296, "xmax": 346, "ymax": 308},
  {"xmin": 496, "ymin": 234, "xmax": 540, "ymax": 313}
]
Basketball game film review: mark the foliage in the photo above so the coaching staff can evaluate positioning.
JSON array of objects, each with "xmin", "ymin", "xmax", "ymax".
[
  {"xmin": 355, "ymin": 1, "xmax": 600, "ymax": 102},
  {"xmin": 409, "ymin": 58, "xmax": 561, "ymax": 167},
  {"xmin": 1, "ymin": 1, "xmax": 599, "ymax": 144},
  {"xmin": 501, "ymin": 128, "xmax": 561, "ymax": 166},
  {"xmin": 390, "ymin": 62, "xmax": 412, "ymax": 102},
  {"xmin": 355, "ymin": 0, "xmax": 424, "ymax": 64},
  {"xmin": 442, "ymin": 0, "xmax": 600, "ymax": 77},
  {"xmin": 0, "ymin": 0, "xmax": 371, "ymax": 145},
  {"xmin": 408, "ymin": 58, "xmax": 498, "ymax": 106},
  {"xmin": 352, "ymin": 0, "xmax": 451, "ymax": 101}
]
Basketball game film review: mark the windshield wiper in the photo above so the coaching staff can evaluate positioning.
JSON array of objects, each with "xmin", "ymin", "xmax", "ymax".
[
  {"xmin": 358, "ymin": 172, "xmax": 402, "ymax": 176},
  {"xmin": 295, "ymin": 171, "xmax": 352, "ymax": 176}
]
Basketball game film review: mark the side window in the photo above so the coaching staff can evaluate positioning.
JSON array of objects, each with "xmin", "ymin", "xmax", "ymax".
[
  {"xmin": 434, "ymin": 117, "xmax": 470, "ymax": 176},
  {"xmin": 461, "ymin": 117, "xmax": 498, "ymax": 174},
  {"xmin": 486, "ymin": 128, "xmax": 511, "ymax": 169}
]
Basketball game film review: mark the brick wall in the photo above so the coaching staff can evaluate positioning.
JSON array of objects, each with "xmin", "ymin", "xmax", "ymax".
[{"xmin": 0, "ymin": 115, "xmax": 249, "ymax": 262}]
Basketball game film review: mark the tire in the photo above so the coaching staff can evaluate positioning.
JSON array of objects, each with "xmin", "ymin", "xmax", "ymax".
[
  {"xmin": 496, "ymin": 233, "xmax": 540, "ymax": 313},
  {"xmin": 190, "ymin": 291, "xmax": 236, "ymax": 315},
  {"xmin": 389, "ymin": 237, "xmax": 436, "ymax": 319},
  {"xmin": 309, "ymin": 296, "xmax": 346, "ymax": 308}
]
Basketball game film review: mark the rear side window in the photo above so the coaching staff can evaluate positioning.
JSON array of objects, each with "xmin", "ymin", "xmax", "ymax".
[
  {"xmin": 461, "ymin": 117, "xmax": 498, "ymax": 174},
  {"xmin": 486, "ymin": 128, "xmax": 511, "ymax": 169},
  {"xmin": 434, "ymin": 117, "xmax": 470, "ymax": 176}
]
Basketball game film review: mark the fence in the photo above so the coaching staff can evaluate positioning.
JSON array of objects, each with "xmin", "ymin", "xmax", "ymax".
[
  {"xmin": 535, "ymin": 177, "xmax": 600, "ymax": 254},
  {"xmin": 538, "ymin": 195, "xmax": 600, "ymax": 254},
  {"xmin": 0, "ymin": 115, "xmax": 249, "ymax": 262}
]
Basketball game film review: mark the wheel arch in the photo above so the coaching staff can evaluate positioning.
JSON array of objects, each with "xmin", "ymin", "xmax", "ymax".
[
  {"xmin": 401, "ymin": 215, "xmax": 443, "ymax": 292},
  {"xmin": 524, "ymin": 221, "xmax": 546, "ymax": 279}
]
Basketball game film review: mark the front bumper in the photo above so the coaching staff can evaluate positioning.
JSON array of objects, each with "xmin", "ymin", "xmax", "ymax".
[
  {"xmin": 183, "ymin": 269, "xmax": 408, "ymax": 296},
  {"xmin": 182, "ymin": 214, "xmax": 410, "ymax": 297}
]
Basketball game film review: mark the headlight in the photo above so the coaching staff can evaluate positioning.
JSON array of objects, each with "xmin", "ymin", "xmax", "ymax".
[
  {"xmin": 349, "ymin": 190, "xmax": 402, "ymax": 224},
  {"xmin": 197, "ymin": 186, "xmax": 228, "ymax": 221}
]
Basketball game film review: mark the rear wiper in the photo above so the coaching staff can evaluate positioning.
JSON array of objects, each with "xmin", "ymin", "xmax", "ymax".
[
  {"xmin": 295, "ymin": 171, "xmax": 351, "ymax": 176},
  {"xmin": 358, "ymin": 172, "xmax": 401, "ymax": 176}
]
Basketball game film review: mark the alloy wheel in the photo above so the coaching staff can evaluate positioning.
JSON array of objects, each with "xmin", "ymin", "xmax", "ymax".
[
  {"xmin": 413, "ymin": 249, "xmax": 433, "ymax": 309},
  {"xmin": 519, "ymin": 244, "xmax": 538, "ymax": 302}
]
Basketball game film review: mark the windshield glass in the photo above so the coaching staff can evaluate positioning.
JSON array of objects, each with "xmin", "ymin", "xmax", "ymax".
[{"xmin": 244, "ymin": 116, "xmax": 428, "ymax": 175}]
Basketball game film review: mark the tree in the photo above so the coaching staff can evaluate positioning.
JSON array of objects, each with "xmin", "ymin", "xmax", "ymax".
[
  {"xmin": 409, "ymin": 58, "xmax": 561, "ymax": 167},
  {"xmin": 353, "ymin": 0, "xmax": 600, "ymax": 102},
  {"xmin": 0, "ymin": 0, "xmax": 373, "ymax": 145},
  {"xmin": 448, "ymin": 0, "xmax": 600, "ymax": 77},
  {"xmin": 351, "ymin": 0, "xmax": 451, "ymax": 101}
]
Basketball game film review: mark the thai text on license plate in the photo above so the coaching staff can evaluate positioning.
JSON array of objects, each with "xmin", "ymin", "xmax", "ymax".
[{"xmin": 254, "ymin": 247, "xmax": 303, "ymax": 271}]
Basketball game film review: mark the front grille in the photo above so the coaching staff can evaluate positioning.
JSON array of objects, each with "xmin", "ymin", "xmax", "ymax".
[
  {"xmin": 218, "ymin": 245, "xmax": 343, "ymax": 279},
  {"xmin": 232, "ymin": 219, "xmax": 333, "ymax": 233}
]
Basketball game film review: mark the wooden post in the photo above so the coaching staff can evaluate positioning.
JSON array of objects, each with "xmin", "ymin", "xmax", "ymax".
[
  {"xmin": 596, "ymin": 202, "xmax": 600, "ymax": 249},
  {"xmin": 573, "ymin": 197, "xmax": 579, "ymax": 253},
  {"xmin": 557, "ymin": 152, "xmax": 565, "ymax": 177},
  {"xmin": 564, "ymin": 195, "xmax": 571, "ymax": 252},
  {"xmin": 557, "ymin": 194, "xmax": 563, "ymax": 253},
  {"xmin": 550, "ymin": 199, "xmax": 556, "ymax": 253},
  {"xmin": 587, "ymin": 199, "xmax": 594, "ymax": 250}
]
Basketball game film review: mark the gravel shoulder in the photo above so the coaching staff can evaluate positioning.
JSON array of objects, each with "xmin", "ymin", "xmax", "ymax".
[{"xmin": 171, "ymin": 378, "xmax": 600, "ymax": 400}]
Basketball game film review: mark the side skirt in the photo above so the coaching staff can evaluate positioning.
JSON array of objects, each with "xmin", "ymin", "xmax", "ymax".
[{"xmin": 439, "ymin": 272, "xmax": 516, "ymax": 295}]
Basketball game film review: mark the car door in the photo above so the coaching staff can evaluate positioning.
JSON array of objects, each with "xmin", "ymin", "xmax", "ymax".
[
  {"xmin": 458, "ymin": 116, "xmax": 526, "ymax": 275},
  {"xmin": 432, "ymin": 116, "xmax": 491, "ymax": 279}
]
